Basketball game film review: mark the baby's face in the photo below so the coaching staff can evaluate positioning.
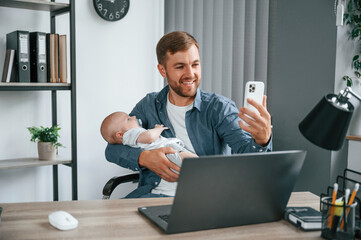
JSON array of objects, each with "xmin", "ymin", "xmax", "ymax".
[{"xmin": 118, "ymin": 112, "xmax": 140, "ymax": 132}]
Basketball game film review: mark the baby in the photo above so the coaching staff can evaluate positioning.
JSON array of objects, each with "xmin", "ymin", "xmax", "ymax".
[{"xmin": 100, "ymin": 111, "xmax": 198, "ymax": 171}]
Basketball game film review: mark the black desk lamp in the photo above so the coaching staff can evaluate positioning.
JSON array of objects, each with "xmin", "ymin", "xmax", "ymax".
[{"xmin": 299, "ymin": 87, "xmax": 361, "ymax": 150}]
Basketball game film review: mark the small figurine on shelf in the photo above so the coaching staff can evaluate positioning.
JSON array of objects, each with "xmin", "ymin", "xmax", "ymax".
[{"xmin": 27, "ymin": 125, "xmax": 64, "ymax": 160}]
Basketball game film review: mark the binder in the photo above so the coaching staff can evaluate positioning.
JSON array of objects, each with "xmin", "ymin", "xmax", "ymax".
[
  {"xmin": 59, "ymin": 35, "xmax": 67, "ymax": 83},
  {"xmin": 1, "ymin": 49, "xmax": 15, "ymax": 83},
  {"xmin": 30, "ymin": 32, "xmax": 47, "ymax": 83},
  {"xmin": 6, "ymin": 30, "xmax": 31, "ymax": 82},
  {"xmin": 46, "ymin": 33, "xmax": 59, "ymax": 83}
]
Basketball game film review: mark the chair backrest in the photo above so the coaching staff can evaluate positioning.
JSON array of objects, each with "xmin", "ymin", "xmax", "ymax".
[{"xmin": 102, "ymin": 173, "xmax": 140, "ymax": 199}]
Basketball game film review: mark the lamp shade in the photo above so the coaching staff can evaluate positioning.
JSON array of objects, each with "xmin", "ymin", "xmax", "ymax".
[{"xmin": 299, "ymin": 94, "xmax": 354, "ymax": 150}]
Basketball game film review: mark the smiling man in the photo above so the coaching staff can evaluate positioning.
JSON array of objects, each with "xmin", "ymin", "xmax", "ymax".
[
  {"xmin": 157, "ymin": 39, "xmax": 200, "ymax": 106},
  {"xmin": 105, "ymin": 31, "xmax": 273, "ymax": 198}
]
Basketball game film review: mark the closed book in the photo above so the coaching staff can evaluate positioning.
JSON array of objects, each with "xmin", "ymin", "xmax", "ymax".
[
  {"xmin": 46, "ymin": 33, "xmax": 59, "ymax": 83},
  {"xmin": 59, "ymin": 35, "xmax": 67, "ymax": 83},
  {"xmin": 30, "ymin": 32, "xmax": 47, "ymax": 83},
  {"xmin": 6, "ymin": 30, "xmax": 31, "ymax": 82},
  {"xmin": 1, "ymin": 49, "xmax": 15, "ymax": 82},
  {"xmin": 54, "ymin": 34, "xmax": 59, "ymax": 82},
  {"xmin": 284, "ymin": 207, "xmax": 322, "ymax": 231}
]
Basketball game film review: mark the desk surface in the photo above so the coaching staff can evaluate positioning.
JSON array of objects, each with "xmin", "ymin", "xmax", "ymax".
[{"xmin": 0, "ymin": 192, "xmax": 322, "ymax": 240}]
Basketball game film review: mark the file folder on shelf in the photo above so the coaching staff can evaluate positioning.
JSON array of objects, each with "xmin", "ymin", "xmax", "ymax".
[
  {"xmin": 6, "ymin": 30, "xmax": 31, "ymax": 82},
  {"xmin": 30, "ymin": 32, "xmax": 47, "ymax": 83},
  {"xmin": 46, "ymin": 33, "xmax": 59, "ymax": 83},
  {"xmin": 1, "ymin": 49, "xmax": 15, "ymax": 83},
  {"xmin": 59, "ymin": 35, "xmax": 67, "ymax": 83}
]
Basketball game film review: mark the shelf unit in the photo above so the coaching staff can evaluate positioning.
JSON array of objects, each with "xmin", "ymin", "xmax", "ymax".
[
  {"xmin": 346, "ymin": 135, "xmax": 361, "ymax": 141},
  {"xmin": 0, "ymin": 0, "xmax": 77, "ymax": 201}
]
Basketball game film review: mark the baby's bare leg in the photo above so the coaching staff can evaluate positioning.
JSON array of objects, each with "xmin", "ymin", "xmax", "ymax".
[{"xmin": 179, "ymin": 152, "xmax": 198, "ymax": 160}]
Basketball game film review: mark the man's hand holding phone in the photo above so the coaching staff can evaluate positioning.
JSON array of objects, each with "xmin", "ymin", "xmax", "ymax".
[{"xmin": 239, "ymin": 81, "xmax": 272, "ymax": 146}]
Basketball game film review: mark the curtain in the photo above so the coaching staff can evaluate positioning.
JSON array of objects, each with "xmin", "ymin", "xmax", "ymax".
[{"xmin": 164, "ymin": 0, "xmax": 269, "ymax": 106}]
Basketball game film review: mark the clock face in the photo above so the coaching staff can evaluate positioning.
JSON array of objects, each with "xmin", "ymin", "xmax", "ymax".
[{"xmin": 93, "ymin": 0, "xmax": 130, "ymax": 22}]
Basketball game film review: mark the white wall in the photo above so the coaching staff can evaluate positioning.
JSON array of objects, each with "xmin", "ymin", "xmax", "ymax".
[{"xmin": 0, "ymin": 0, "xmax": 164, "ymax": 203}]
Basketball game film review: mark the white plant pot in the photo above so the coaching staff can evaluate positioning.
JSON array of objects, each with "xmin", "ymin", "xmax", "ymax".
[{"xmin": 38, "ymin": 142, "xmax": 57, "ymax": 160}]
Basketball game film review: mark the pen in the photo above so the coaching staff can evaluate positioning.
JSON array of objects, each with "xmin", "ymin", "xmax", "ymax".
[
  {"xmin": 329, "ymin": 183, "xmax": 338, "ymax": 229},
  {"xmin": 340, "ymin": 188, "xmax": 350, "ymax": 231},
  {"xmin": 344, "ymin": 188, "xmax": 351, "ymax": 207},
  {"xmin": 340, "ymin": 183, "xmax": 359, "ymax": 230}
]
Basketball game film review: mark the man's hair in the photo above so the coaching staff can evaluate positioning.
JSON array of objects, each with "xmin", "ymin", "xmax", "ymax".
[{"xmin": 156, "ymin": 31, "xmax": 199, "ymax": 66}]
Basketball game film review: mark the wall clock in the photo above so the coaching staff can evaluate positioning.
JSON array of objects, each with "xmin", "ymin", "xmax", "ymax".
[{"xmin": 93, "ymin": 0, "xmax": 130, "ymax": 22}]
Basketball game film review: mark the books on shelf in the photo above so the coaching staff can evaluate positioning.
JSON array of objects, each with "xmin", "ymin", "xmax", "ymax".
[
  {"xmin": 59, "ymin": 35, "xmax": 67, "ymax": 83},
  {"xmin": 1, "ymin": 30, "xmax": 68, "ymax": 84},
  {"xmin": 46, "ymin": 33, "xmax": 57, "ymax": 83},
  {"xmin": 284, "ymin": 207, "xmax": 322, "ymax": 231},
  {"xmin": 1, "ymin": 49, "xmax": 15, "ymax": 83}
]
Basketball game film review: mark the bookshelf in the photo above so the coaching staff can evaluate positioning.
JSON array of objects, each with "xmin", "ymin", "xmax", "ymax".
[
  {"xmin": 0, "ymin": 158, "xmax": 72, "ymax": 170},
  {"xmin": 0, "ymin": 82, "xmax": 71, "ymax": 90},
  {"xmin": 346, "ymin": 135, "xmax": 361, "ymax": 141},
  {"xmin": 0, "ymin": 0, "xmax": 77, "ymax": 201},
  {"xmin": 0, "ymin": 0, "xmax": 69, "ymax": 12}
]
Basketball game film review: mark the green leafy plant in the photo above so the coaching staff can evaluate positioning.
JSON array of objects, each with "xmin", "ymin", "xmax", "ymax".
[
  {"xmin": 27, "ymin": 125, "xmax": 64, "ymax": 148},
  {"xmin": 343, "ymin": 0, "xmax": 361, "ymax": 86}
]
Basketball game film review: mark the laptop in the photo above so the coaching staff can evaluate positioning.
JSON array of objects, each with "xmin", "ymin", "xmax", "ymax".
[{"xmin": 138, "ymin": 150, "xmax": 306, "ymax": 234}]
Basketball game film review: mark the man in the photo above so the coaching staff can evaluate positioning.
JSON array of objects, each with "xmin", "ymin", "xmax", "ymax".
[{"xmin": 105, "ymin": 31, "xmax": 272, "ymax": 198}]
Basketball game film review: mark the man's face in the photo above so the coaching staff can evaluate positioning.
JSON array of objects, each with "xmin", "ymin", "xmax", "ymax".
[{"xmin": 158, "ymin": 44, "xmax": 201, "ymax": 104}]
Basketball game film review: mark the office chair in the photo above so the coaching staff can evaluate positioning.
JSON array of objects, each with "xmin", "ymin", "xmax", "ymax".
[{"xmin": 102, "ymin": 173, "xmax": 140, "ymax": 199}]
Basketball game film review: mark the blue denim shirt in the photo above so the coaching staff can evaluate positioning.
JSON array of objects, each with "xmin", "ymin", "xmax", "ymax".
[{"xmin": 105, "ymin": 86, "xmax": 272, "ymax": 198}]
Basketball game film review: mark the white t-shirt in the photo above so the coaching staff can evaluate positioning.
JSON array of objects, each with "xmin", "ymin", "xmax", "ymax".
[
  {"xmin": 151, "ymin": 95, "xmax": 196, "ymax": 196},
  {"xmin": 166, "ymin": 96, "xmax": 195, "ymax": 153}
]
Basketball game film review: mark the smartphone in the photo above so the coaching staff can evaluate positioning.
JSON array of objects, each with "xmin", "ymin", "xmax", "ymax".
[{"xmin": 243, "ymin": 81, "xmax": 264, "ymax": 115}]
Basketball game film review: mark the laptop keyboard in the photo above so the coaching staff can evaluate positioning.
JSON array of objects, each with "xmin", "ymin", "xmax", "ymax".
[{"xmin": 159, "ymin": 214, "xmax": 170, "ymax": 223}]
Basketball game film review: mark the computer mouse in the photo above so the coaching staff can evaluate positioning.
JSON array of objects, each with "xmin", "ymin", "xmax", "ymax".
[{"xmin": 48, "ymin": 210, "xmax": 78, "ymax": 231}]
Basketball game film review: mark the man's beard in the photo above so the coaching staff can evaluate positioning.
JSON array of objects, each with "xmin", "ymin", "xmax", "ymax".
[
  {"xmin": 167, "ymin": 75, "xmax": 199, "ymax": 98},
  {"xmin": 169, "ymin": 83, "xmax": 197, "ymax": 97}
]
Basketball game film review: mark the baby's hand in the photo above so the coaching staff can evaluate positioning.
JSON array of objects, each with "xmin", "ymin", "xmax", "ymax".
[{"xmin": 155, "ymin": 124, "xmax": 169, "ymax": 130}]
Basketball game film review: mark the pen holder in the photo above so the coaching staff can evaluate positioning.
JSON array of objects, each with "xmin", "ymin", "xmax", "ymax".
[{"xmin": 320, "ymin": 196, "xmax": 357, "ymax": 240}]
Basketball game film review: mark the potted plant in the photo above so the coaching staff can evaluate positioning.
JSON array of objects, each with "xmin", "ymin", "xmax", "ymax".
[
  {"xmin": 343, "ymin": 0, "xmax": 361, "ymax": 87},
  {"xmin": 27, "ymin": 125, "xmax": 64, "ymax": 160}
]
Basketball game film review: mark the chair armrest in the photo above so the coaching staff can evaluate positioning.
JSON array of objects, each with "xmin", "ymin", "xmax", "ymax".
[{"xmin": 102, "ymin": 173, "xmax": 140, "ymax": 199}]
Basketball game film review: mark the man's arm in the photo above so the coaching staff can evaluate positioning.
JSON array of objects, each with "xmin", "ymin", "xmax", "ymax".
[
  {"xmin": 238, "ymin": 95, "xmax": 272, "ymax": 146},
  {"xmin": 105, "ymin": 137, "xmax": 181, "ymax": 182},
  {"xmin": 214, "ymin": 98, "xmax": 272, "ymax": 154},
  {"xmin": 138, "ymin": 147, "xmax": 180, "ymax": 182},
  {"xmin": 105, "ymin": 143, "xmax": 143, "ymax": 171}
]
